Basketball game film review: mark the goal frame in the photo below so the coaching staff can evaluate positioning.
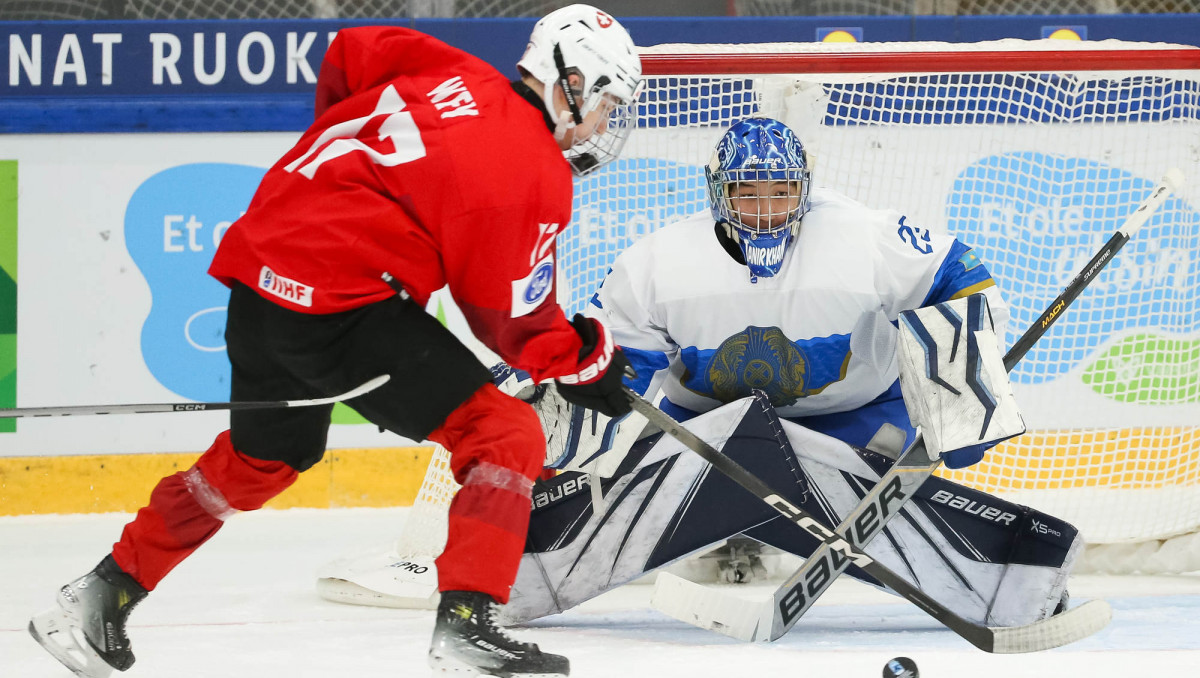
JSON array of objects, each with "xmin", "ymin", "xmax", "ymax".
[{"xmin": 318, "ymin": 39, "xmax": 1200, "ymax": 610}]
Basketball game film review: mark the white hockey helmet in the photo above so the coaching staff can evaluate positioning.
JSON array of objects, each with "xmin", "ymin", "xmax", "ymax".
[{"xmin": 518, "ymin": 4, "xmax": 644, "ymax": 175}]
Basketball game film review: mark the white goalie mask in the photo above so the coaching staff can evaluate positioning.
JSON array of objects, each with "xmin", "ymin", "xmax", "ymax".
[{"xmin": 518, "ymin": 4, "xmax": 644, "ymax": 176}]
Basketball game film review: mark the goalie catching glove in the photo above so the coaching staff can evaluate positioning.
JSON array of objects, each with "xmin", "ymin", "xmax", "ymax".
[
  {"xmin": 554, "ymin": 314, "xmax": 633, "ymax": 418},
  {"xmin": 896, "ymin": 293, "xmax": 1025, "ymax": 468}
]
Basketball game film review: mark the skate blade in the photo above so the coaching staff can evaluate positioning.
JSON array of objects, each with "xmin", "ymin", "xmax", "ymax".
[
  {"xmin": 29, "ymin": 607, "xmax": 115, "ymax": 678},
  {"xmin": 428, "ymin": 651, "xmax": 568, "ymax": 678}
]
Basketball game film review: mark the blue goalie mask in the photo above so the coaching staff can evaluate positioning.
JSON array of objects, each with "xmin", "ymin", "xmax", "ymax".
[{"xmin": 705, "ymin": 118, "xmax": 812, "ymax": 282}]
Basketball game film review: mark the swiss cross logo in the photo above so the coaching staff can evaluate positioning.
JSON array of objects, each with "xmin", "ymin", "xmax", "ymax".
[{"xmin": 596, "ymin": 11, "xmax": 613, "ymax": 27}]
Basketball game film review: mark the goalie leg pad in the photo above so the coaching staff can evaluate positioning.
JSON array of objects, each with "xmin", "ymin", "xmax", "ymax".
[
  {"xmin": 742, "ymin": 420, "xmax": 1079, "ymax": 627},
  {"xmin": 502, "ymin": 393, "xmax": 808, "ymax": 623}
]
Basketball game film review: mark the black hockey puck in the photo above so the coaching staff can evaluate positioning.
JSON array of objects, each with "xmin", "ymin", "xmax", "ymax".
[{"xmin": 882, "ymin": 656, "xmax": 919, "ymax": 678}]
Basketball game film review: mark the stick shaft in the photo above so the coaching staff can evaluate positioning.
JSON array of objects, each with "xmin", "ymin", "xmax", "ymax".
[{"xmin": 0, "ymin": 375, "xmax": 390, "ymax": 418}]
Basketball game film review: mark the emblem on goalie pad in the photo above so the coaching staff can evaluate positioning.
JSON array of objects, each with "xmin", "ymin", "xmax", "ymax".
[{"xmin": 896, "ymin": 293, "xmax": 1025, "ymax": 465}]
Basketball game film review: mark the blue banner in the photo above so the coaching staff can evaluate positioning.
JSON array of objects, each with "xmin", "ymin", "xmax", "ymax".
[{"xmin": 3, "ymin": 14, "xmax": 1199, "ymax": 133}]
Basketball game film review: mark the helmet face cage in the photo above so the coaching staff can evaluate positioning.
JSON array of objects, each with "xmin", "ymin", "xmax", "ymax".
[
  {"xmin": 705, "ymin": 118, "xmax": 812, "ymax": 279},
  {"xmin": 564, "ymin": 91, "xmax": 639, "ymax": 176}
]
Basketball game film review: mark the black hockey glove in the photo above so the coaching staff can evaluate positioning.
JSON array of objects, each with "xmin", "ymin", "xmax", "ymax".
[{"xmin": 555, "ymin": 314, "xmax": 634, "ymax": 418}]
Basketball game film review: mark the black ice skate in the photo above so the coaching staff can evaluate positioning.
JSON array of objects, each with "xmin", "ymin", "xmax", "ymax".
[
  {"xmin": 428, "ymin": 590, "xmax": 569, "ymax": 678},
  {"xmin": 29, "ymin": 555, "xmax": 148, "ymax": 678}
]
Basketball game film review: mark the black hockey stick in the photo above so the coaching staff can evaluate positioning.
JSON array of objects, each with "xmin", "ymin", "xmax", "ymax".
[
  {"xmin": 640, "ymin": 169, "xmax": 1183, "ymax": 650},
  {"xmin": 627, "ymin": 388, "xmax": 1111, "ymax": 652},
  {"xmin": 0, "ymin": 374, "xmax": 391, "ymax": 418},
  {"xmin": 650, "ymin": 168, "xmax": 1184, "ymax": 644}
]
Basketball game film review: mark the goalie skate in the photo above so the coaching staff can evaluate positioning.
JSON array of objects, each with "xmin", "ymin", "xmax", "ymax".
[{"xmin": 29, "ymin": 555, "xmax": 148, "ymax": 678}]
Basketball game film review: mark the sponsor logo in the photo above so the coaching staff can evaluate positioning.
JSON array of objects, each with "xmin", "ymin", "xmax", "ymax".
[
  {"xmin": 258, "ymin": 266, "xmax": 313, "ymax": 307},
  {"xmin": 1081, "ymin": 334, "xmax": 1200, "ymax": 404},
  {"xmin": 386, "ymin": 560, "xmax": 430, "ymax": 575},
  {"xmin": 523, "ymin": 262, "xmax": 554, "ymax": 305},
  {"xmin": 947, "ymin": 154, "xmax": 1199, "ymax": 386},
  {"xmin": 1030, "ymin": 518, "xmax": 1063, "ymax": 537},
  {"xmin": 510, "ymin": 253, "xmax": 556, "ymax": 318},
  {"xmin": 473, "ymin": 639, "xmax": 520, "ymax": 660},
  {"xmin": 557, "ymin": 322, "xmax": 614, "ymax": 385},
  {"xmin": 533, "ymin": 475, "xmax": 590, "ymax": 509},
  {"xmin": 172, "ymin": 404, "xmax": 208, "ymax": 411},
  {"xmin": 929, "ymin": 489, "xmax": 1017, "ymax": 525},
  {"xmin": 897, "ymin": 216, "xmax": 933, "ymax": 254},
  {"xmin": 774, "ymin": 476, "xmax": 910, "ymax": 625},
  {"xmin": 1040, "ymin": 297, "xmax": 1067, "ymax": 329}
]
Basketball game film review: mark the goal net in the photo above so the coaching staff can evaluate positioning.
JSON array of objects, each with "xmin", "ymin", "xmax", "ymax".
[{"xmin": 319, "ymin": 38, "xmax": 1200, "ymax": 609}]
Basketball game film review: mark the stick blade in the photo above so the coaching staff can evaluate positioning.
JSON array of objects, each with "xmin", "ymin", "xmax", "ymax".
[
  {"xmin": 650, "ymin": 572, "xmax": 771, "ymax": 642},
  {"xmin": 988, "ymin": 599, "xmax": 1112, "ymax": 653}
]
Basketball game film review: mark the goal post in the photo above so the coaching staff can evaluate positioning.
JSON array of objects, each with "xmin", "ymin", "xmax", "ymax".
[{"xmin": 318, "ymin": 39, "xmax": 1200, "ymax": 608}]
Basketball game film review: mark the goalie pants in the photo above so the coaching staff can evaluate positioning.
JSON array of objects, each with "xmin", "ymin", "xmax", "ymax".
[{"xmin": 111, "ymin": 283, "xmax": 543, "ymax": 603}]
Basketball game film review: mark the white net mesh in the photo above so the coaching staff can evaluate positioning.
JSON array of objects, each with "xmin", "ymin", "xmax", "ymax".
[
  {"xmin": 394, "ymin": 444, "xmax": 458, "ymax": 559},
  {"xmin": 555, "ymin": 40, "xmax": 1200, "ymax": 567}
]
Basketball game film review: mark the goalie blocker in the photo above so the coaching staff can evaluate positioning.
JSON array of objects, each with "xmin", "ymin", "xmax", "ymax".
[
  {"xmin": 501, "ymin": 393, "xmax": 1078, "ymax": 629},
  {"xmin": 896, "ymin": 292, "xmax": 1025, "ymax": 468}
]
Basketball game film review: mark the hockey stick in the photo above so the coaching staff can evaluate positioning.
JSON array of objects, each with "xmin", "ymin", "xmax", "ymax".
[
  {"xmin": 640, "ymin": 169, "xmax": 1184, "ymax": 649},
  {"xmin": 0, "ymin": 374, "xmax": 391, "ymax": 418},
  {"xmin": 627, "ymin": 389, "xmax": 1110, "ymax": 652}
]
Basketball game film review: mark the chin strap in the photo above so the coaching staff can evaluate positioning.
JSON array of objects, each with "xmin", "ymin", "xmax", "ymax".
[{"xmin": 545, "ymin": 42, "xmax": 584, "ymax": 141}]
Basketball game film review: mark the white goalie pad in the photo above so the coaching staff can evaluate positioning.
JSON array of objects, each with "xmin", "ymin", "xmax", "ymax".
[
  {"xmin": 896, "ymin": 293, "xmax": 1025, "ymax": 462},
  {"xmin": 492, "ymin": 363, "xmax": 648, "ymax": 474}
]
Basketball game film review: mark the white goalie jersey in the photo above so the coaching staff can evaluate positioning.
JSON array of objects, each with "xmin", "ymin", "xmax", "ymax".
[{"xmin": 589, "ymin": 187, "xmax": 1009, "ymax": 431}]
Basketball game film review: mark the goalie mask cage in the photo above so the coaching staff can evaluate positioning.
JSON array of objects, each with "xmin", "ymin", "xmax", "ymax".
[{"xmin": 351, "ymin": 40, "xmax": 1200, "ymax": 601}]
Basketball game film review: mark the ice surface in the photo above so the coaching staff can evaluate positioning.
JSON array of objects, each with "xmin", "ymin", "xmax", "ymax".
[{"xmin": 3, "ymin": 507, "xmax": 1199, "ymax": 678}]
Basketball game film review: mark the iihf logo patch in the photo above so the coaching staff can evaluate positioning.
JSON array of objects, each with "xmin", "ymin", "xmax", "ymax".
[{"xmin": 258, "ymin": 265, "xmax": 314, "ymax": 307}]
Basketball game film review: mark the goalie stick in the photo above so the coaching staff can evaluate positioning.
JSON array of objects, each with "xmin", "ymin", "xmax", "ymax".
[
  {"xmin": 0, "ymin": 374, "xmax": 391, "ymax": 418},
  {"xmin": 638, "ymin": 168, "xmax": 1184, "ymax": 649},
  {"xmin": 627, "ymin": 389, "xmax": 1112, "ymax": 653}
]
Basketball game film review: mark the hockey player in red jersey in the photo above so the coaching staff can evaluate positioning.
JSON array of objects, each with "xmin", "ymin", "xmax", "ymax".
[{"xmin": 29, "ymin": 5, "xmax": 642, "ymax": 678}]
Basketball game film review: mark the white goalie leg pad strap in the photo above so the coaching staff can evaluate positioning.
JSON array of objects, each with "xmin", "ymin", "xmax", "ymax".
[{"xmin": 896, "ymin": 293, "xmax": 1025, "ymax": 460}]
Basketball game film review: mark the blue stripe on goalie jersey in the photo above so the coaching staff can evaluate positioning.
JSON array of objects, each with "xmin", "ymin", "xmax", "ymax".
[
  {"xmin": 620, "ymin": 345, "xmax": 670, "ymax": 396},
  {"xmin": 587, "ymin": 268, "xmax": 613, "ymax": 311},
  {"xmin": 921, "ymin": 240, "xmax": 996, "ymax": 306},
  {"xmin": 677, "ymin": 328, "xmax": 850, "ymax": 407}
]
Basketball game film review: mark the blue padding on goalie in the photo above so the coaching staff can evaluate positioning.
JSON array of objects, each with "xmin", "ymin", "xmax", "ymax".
[{"xmin": 786, "ymin": 380, "xmax": 916, "ymax": 452}]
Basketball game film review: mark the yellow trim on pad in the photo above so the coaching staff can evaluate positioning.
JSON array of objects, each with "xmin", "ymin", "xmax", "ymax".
[{"xmin": 0, "ymin": 446, "xmax": 436, "ymax": 516}]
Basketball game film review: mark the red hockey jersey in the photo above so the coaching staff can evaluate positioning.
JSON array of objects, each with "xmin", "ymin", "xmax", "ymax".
[{"xmin": 209, "ymin": 27, "xmax": 586, "ymax": 382}]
